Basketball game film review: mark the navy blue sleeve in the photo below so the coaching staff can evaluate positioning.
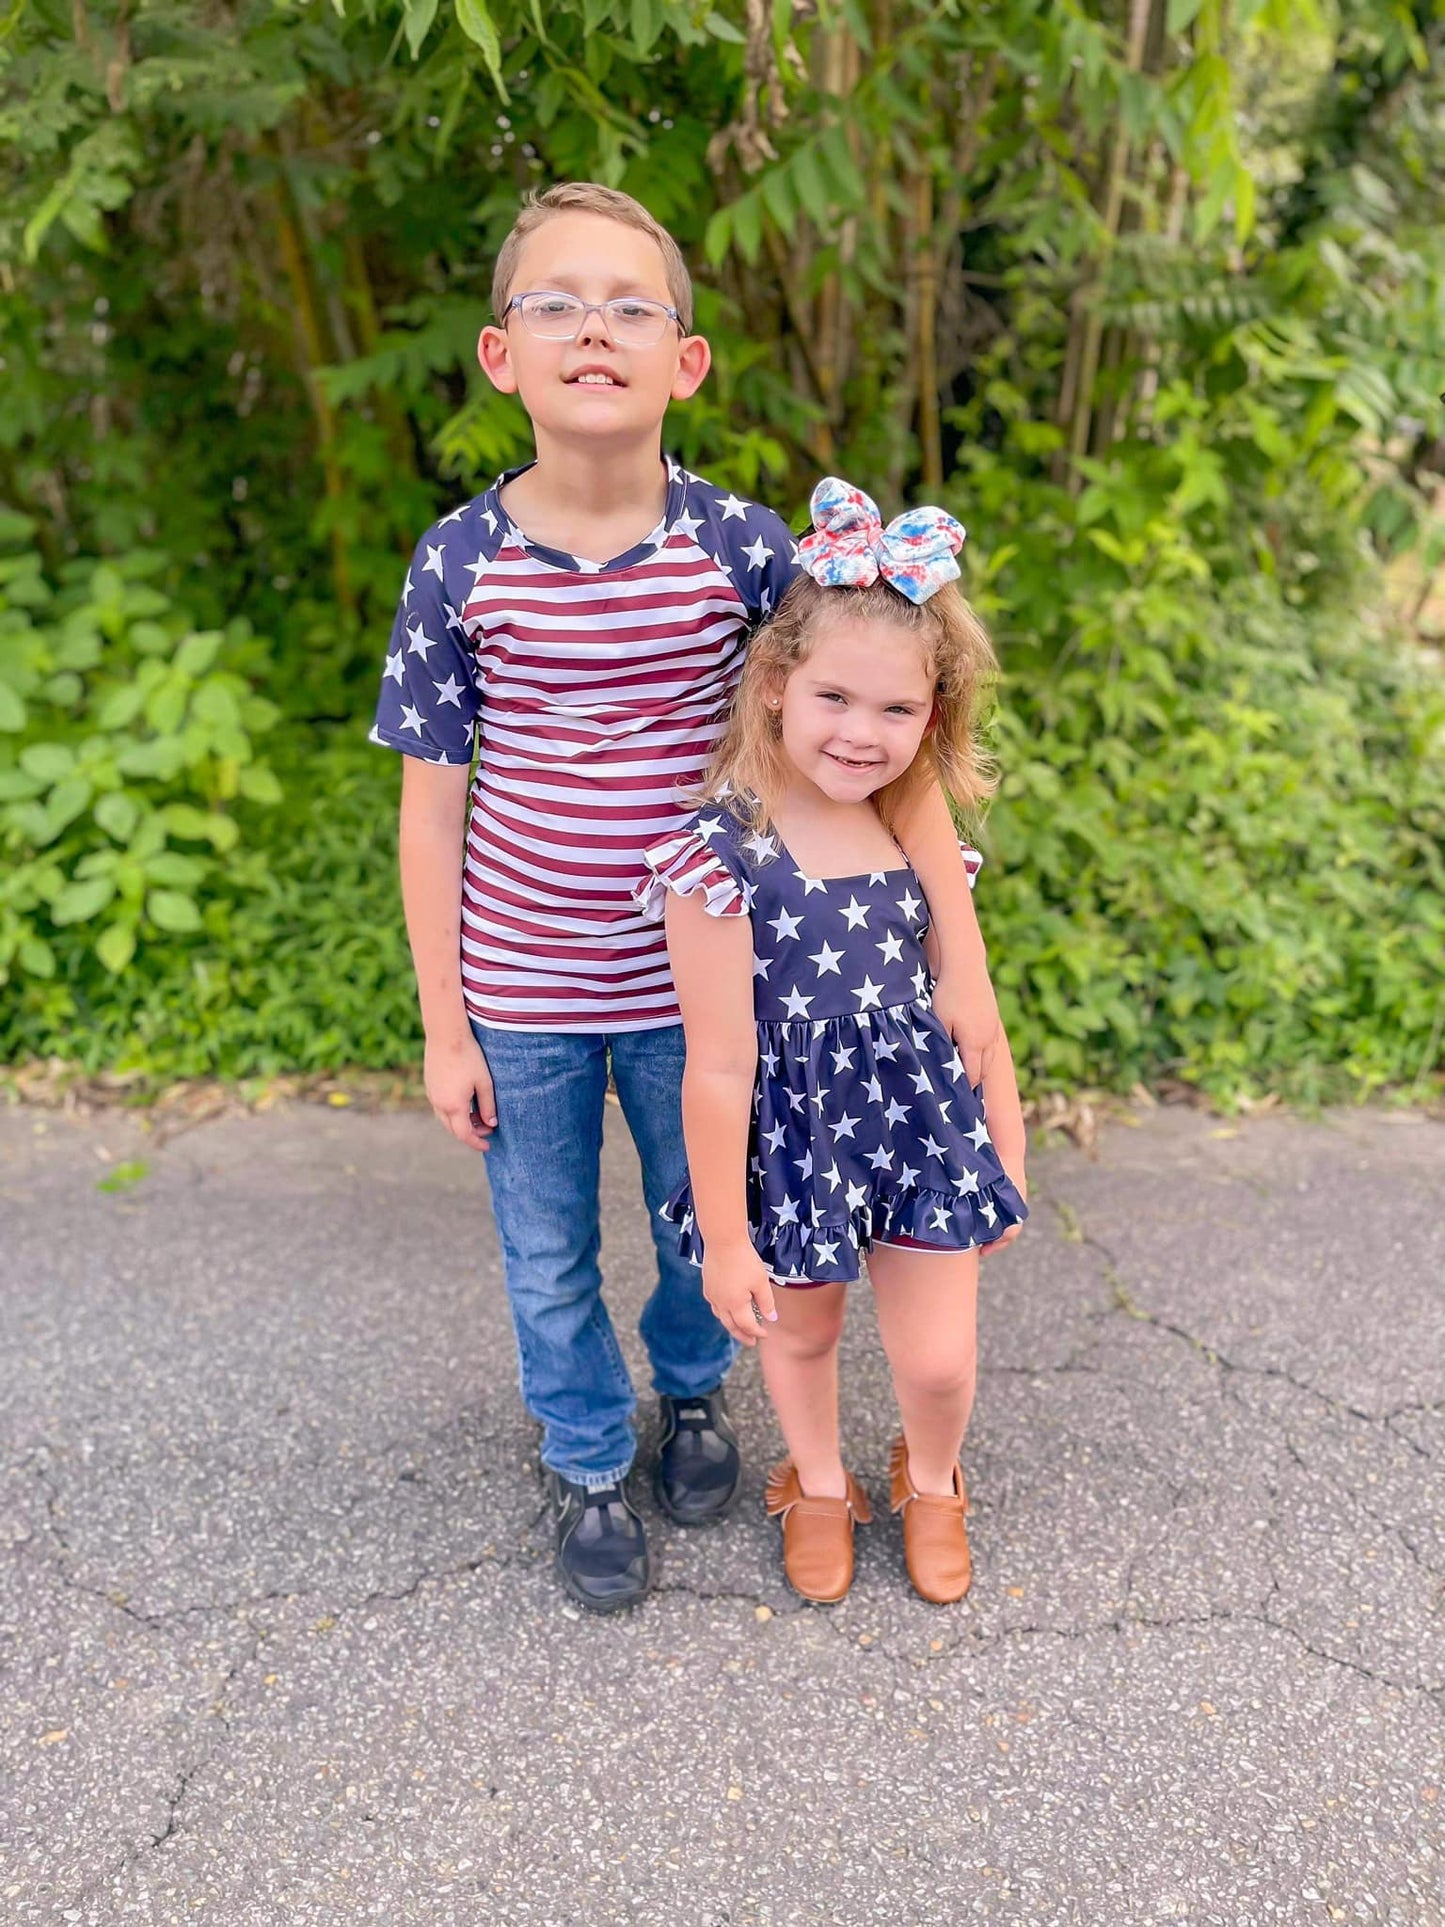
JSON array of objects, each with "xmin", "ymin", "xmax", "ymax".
[{"xmin": 371, "ymin": 511, "xmax": 484, "ymax": 765}]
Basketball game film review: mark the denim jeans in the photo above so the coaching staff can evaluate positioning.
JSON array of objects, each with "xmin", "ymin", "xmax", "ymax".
[{"xmin": 471, "ymin": 1020, "xmax": 738, "ymax": 1488}]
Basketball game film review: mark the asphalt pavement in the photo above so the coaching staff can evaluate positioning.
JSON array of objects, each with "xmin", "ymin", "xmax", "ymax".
[{"xmin": 2, "ymin": 1096, "xmax": 1442, "ymax": 1926}]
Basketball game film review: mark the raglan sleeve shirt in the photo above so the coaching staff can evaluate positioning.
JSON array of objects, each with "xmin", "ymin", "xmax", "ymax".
[{"xmin": 371, "ymin": 513, "xmax": 485, "ymax": 766}]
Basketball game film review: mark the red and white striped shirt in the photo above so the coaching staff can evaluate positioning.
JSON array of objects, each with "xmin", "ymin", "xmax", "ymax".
[{"xmin": 373, "ymin": 457, "xmax": 799, "ymax": 1031}]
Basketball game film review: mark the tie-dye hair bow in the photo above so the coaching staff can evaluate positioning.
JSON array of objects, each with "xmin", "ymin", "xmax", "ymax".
[{"xmin": 796, "ymin": 476, "xmax": 965, "ymax": 606}]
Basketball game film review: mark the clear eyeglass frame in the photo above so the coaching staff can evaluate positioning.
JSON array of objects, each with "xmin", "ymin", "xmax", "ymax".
[{"xmin": 504, "ymin": 290, "xmax": 682, "ymax": 346}]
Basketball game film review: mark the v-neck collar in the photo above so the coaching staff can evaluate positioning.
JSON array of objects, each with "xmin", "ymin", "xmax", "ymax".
[{"xmin": 488, "ymin": 456, "xmax": 686, "ymax": 575}]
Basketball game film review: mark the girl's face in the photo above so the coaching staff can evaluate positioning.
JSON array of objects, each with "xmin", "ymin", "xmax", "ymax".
[{"xmin": 775, "ymin": 616, "xmax": 934, "ymax": 803}]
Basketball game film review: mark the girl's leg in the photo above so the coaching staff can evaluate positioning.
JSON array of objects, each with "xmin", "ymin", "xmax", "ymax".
[
  {"xmin": 867, "ymin": 1245, "xmax": 979, "ymax": 1496},
  {"xmin": 757, "ymin": 1281, "xmax": 849, "ymax": 1499}
]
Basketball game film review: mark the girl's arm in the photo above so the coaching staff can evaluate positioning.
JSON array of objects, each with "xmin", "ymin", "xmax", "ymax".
[
  {"xmin": 664, "ymin": 889, "xmax": 778, "ymax": 1346},
  {"xmin": 890, "ymin": 780, "xmax": 1001, "ymax": 1085},
  {"xmin": 979, "ymin": 1023, "xmax": 1027, "ymax": 1255},
  {"xmin": 398, "ymin": 758, "xmax": 495, "ymax": 1151}
]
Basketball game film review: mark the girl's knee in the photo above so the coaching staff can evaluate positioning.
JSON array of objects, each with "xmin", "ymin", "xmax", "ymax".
[
  {"xmin": 773, "ymin": 1290, "xmax": 846, "ymax": 1358},
  {"xmin": 893, "ymin": 1352, "xmax": 976, "ymax": 1404}
]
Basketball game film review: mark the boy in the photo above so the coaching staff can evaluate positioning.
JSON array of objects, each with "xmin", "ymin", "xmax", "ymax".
[{"xmin": 373, "ymin": 183, "xmax": 1004, "ymax": 1614}]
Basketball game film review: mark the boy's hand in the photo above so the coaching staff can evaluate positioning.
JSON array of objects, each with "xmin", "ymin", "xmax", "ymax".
[
  {"xmin": 702, "ymin": 1245, "xmax": 779, "ymax": 1346},
  {"xmin": 425, "ymin": 1034, "xmax": 496, "ymax": 1151},
  {"xmin": 981, "ymin": 1170, "xmax": 1026, "ymax": 1258},
  {"xmin": 932, "ymin": 968, "xmax": 1002, "ymax": 1087}
]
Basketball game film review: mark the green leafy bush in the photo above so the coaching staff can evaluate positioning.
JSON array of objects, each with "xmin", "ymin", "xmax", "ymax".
[{"xmin": 0, "ymin": 524, "xmax": 281, "ymax": 993}]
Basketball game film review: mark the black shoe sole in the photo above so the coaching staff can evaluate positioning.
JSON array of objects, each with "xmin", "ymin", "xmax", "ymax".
[
  {"xmin": 553, "ymin": 1547, "xmax": 651, "ymax": 1613},
  {"xmin": 651, "ymin": 1462, "xmax": 742, "ymax": 1528}
]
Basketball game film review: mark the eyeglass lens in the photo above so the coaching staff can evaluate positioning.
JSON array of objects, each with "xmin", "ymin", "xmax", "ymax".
[{"xmin": 517, "ymin": 295, "xmax": 672, "ymax": 344}]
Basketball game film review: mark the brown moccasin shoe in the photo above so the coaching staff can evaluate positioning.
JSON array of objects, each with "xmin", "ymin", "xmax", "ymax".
[
  {"xmin": 889, "ymin": 1435, "xmax": 971, "ymax": 1603},
  {"xmin": 764, "ymin": 1459, "xmax": 872, "ymax": 1603}
]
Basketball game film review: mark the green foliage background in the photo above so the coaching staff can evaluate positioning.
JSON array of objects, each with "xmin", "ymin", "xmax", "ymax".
[{"xmin": 1, "ymin": 0, "xmax": 1442, "ymax": 1102}]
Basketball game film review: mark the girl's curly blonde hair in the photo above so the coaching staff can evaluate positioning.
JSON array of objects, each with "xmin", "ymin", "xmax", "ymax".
[{"xmin": 704, "ymin": 572, "xmax": 999, "ymax": 834}]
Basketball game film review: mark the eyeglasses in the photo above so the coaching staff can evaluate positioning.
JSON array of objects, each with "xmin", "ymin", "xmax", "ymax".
[{"xmin": 503, "ymin": 290, "xmax": 683, "ymax": 346}]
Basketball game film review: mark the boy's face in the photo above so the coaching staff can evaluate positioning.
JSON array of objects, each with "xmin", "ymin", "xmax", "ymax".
[{"xmin": 478, "ymin": 212, "xmax": 710, "ymax": 448}]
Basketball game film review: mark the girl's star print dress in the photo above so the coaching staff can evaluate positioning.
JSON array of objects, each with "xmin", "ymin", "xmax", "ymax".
[{"xmin": 636, "ymin": 804, "xmax": 1029, "ymax": 1286}]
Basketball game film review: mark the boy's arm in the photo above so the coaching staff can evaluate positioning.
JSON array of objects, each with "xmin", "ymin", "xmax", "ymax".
[
  {"xmin": 399, "ymin": 758, "xmax": 494, "ymax": 1151},
  {"xmin": 665, "ymin": 889, "xmax": 777, "ymax": 1346},
  {"xmin": 891, "ymin": 781, "xmax": 1001, "ymax": 1085}
]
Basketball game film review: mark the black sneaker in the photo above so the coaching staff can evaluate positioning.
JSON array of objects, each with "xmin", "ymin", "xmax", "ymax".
[
  {"xmin": 547, "ymin": 1472, "xmax": 651, "ymax": 1613},
  {"xmin": 653, "ymin": 1387, "xmax": 742, "ymax": 1526}
]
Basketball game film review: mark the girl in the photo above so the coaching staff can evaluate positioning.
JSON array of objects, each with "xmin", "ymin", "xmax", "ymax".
[{"xmin": 634, "ymin": 478, "xmax": 1028, "ymax": 1608}]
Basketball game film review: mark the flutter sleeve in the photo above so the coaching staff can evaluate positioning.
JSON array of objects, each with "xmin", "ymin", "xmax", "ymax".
[{"xmin": 635, "ymin": 824, "xmax": 748, "ymax": 922}]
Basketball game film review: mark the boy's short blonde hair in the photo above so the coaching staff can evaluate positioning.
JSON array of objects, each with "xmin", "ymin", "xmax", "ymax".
[{"xmin": 491, "ymin": 183, "xmax": 694, "ymax": 333}]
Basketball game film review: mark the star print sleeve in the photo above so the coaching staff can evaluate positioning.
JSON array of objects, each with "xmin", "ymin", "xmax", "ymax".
[
  {"xmin": 371, "ymin": 520, "xmax": 480, "ymax": 764},
  {"xmin": 634, "ymin": 823, "xmax": 747, "ymax": 922},
  {"xmin": 746, "ymin": 506, "xmax": 802, "ymax": 627}
]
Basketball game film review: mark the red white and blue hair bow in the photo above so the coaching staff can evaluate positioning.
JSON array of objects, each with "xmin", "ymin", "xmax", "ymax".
[{"xmin": 796, "ymin": 476, "xmax": 965, "ymax": 606}]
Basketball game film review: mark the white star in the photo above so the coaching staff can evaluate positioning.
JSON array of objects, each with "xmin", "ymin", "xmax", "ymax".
[
  {"xmin": 760, "ymin": 587, "xmax": 773, "ymax": 614},
  {"xmin": 761, "ymin": 1045, "xmax": 780, "ymax": 1074},
  {"xmin": 840, "ymin": 897, "xmax": 870, "ymax": 929},
  {"xmin": 712, "ymin": 552, "xmax": 733, "ymax": 577},
  {"xmin": 883, "ymin": 1096, "xmax": 910, "ymax": 1127},
  {"xmin": 854, "ymin": 976, "xmax": 884, "ymax": 1012},
  {"xmin": 742, "ymin": 534, "xmax": 774, "ymax": 571},
  {"xmin": 443, "ymin": 601, "xmax": 466, "ymax": 633},
  {"xmin": 832, "ymin": 1112, "xmax": 859, "ymax": 1142},
  {"xmin": 954, "ymin": 1168, "xmax": 980, "ymax": 1198},
  {"xmin": 481, "ymin": 507, "xmax": 499, "ymax": 534},
  {"xmin": 433, "ymin": 674, "xmax": 465, "ymax": 707},
  {"xmin": 400, "ymin": 703, "xmax": 425, "ymax": 736},
  {"xmin": 763, "ymin": 1121, "xmax": 787, "ymax": 1152},
  {"xmin": 402, "ymin": 568, "xmax": 415, "ymax": 604},
  {"xmin": 466, "ymin": 555, "xmax": 491, "ymax": 586},
  {"xmin": 967, "ymin": 1118, "xmax": 992, "ymax": 1150},
  {"xmin": 696, "ymin": 815, "xmax": 725, "ymax": 842},
  {"xmin": 744, "ymin": 831, "xmax": 778, "ymax": 862},
  {"xmin": 930, "ymin": 1206, "xmax": 952, "ymax": 1232},
  {"xmin": 785, "ymin": 1088, "xmax": 807, "ymax": 1112},
  {"xmin": 922, "ymin": 1134, "xmax": 948, "ymax": 1162},
  {"xmin": 768, "ymin": 907, "xmax": 803, "ymax": 942},
  {"xmin": 939, "ymin": 1099, "xmax": 954, "ymax": 1122},
  {"xmin": 913, "ymin": 969, "xmax": 930, "ymax": 999},
  {"xmin": 873, "ymin": 1037, "xmax": 899, "ymax": 1061},
  {"xmin": 910, "ymin": 1067, "xmax": 935, "ymax": 1094},
  {"xmin": 406, "ymin": 620, "xmax": 436, "ymax": 661},
  {"xmin": 809, "ymin": 941, "xmax": 844, "ymax": 976},
  {"xmin": 898, "ymin": 887, "xmax": 923, "ymax": 922},
  {"xmin": 793, "ymin": 1149, "xmax": 813, "ymax": 1180},
  {"xmin": 753, "ymin": 955, "xmax": 772, "ymax": 980},
  {"xmin": 897, "ymin": 1163, "xmax": 919, "ymax": 1189},
  {"xmin": 772, "ymin": 1197, "xmax": 800, "ymax": 1225},
  {"xmin": 384, "ymin": 649, "xmax": 404, "ymax": 685},
  {"xmin": 423, "ymin": 543, "xmax": 445, "ymax": 580},
  {"xmin": 812, "ymin": 1237, "xmax": 840, "ymax": 1267},
  {"xmin": 794, "ymin": 869, "xmax": 828, "ymax": 896},
  {"xmin": 845, "ymin": 1181, "xmax": 869, "ymax": 1212},
  {"xmin": 944, "ymin": 1048, "xmax": 966, "ymax": 1084},
  {"xmin": 674, "ymin": 507, "xmax": 703, "ymax": 541},
  {"xmin": 810, "ymin": 1085, "xmax": 831, "ymax": 1111},
  {"xmin": 911, "ymin": 1025, "xmax": 932, "ymax": 1049},
  {"xmin": 830, "ymin": 1045, "xmax": 856, "ymax": 1074},
  {"xmin": 741, "ymin": 882, "xmax": 757, "ymax": 910},
  {"xmin": 876, "ymin": 931, "xmax": 904, "ymax": 964},
  {"xmin": 980, "ymin": 1200, "xmax": 998, "ymax": 1228},
  {"xmin": 822, "ymin": 1161, "xmax": 842, "ymax": 1191},
  {"xmin": 716, "ymin": 492, "xmax": 748, "ymax": 520},
  {"xmin": 781, "ymin": 986, "xmax": 814, "ymax": 1019},
  {"xmin": 866, "ymin": 1144, "xmax": 894, "ymax": 1172},
  {"xmin": 440, "ymin": 505, "xmax": 467, "ymax": 526}
]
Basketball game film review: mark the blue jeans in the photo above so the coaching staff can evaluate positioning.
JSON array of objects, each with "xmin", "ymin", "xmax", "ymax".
[{"xmin": 471, "ymin": 1020, "xmax": 738, "ymax": 1488}]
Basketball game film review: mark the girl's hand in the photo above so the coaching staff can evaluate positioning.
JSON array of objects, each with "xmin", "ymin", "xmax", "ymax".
[
  {"xmin": 932, "ymin": 967, "xmax": 1002, "ymax": 1088},
  {"xmin": 702, "ymin": 1245, "xmax": 779, "ymax": 1347},
  {"xmin": 424, "ymin": 1033, "xmax": 496, "ymax": 1151},
  {"xmin": 981, "ymin": 1169, "xmax": 1026, "ymax": 1258}
]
